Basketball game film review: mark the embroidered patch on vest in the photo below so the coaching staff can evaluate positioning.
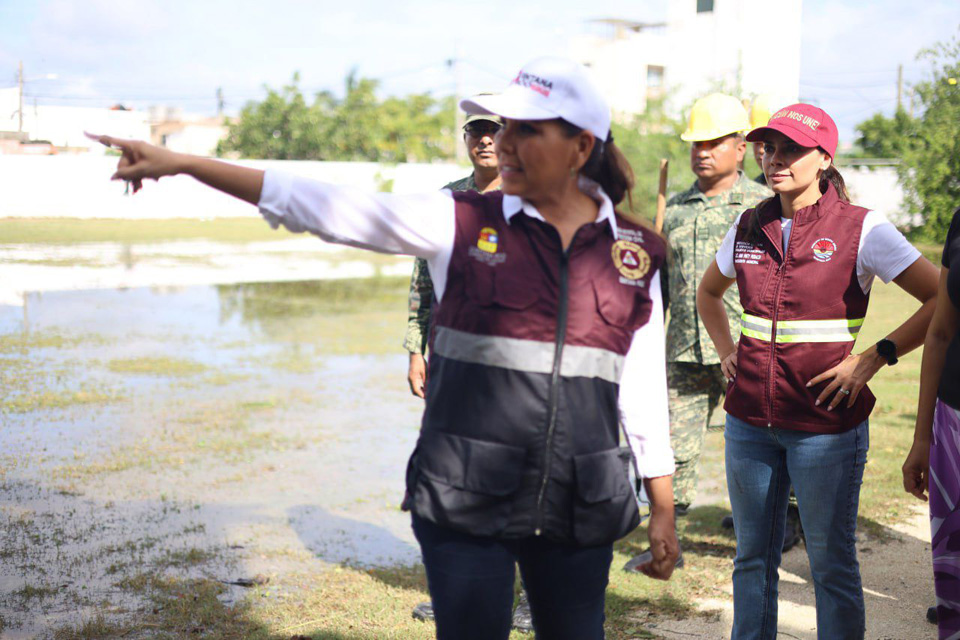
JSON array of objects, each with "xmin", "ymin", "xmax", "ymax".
[
  {"xmin": 611, "ymin": 240, "xmax": 650, "ymax": 280},
  {"xmin": 811, "ymin": 238, "xmax": 837, "ymax": 263},
  {"xmin": 477, "ymin": 227, "xmax": 499, "ymax": 253}
]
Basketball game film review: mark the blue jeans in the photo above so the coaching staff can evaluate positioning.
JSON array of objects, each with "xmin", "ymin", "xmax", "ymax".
[
  {"xmin": 412, "ymin": 514, "xmax": 612, "ymax": 640},
  {"xmin": 725, "ymin": 414, "xmax": 868, "ymax": 640}
]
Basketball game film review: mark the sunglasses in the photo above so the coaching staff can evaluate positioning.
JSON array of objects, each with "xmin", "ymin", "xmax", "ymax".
[{"xmin": 464, "ymin": 122, "xmax": 503, "ymax": 137}]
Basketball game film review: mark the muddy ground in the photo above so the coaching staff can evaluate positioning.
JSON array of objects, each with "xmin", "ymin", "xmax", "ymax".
[{"xmin": 0, "ymin": 240, "xmax": 941, "ymax": 639}]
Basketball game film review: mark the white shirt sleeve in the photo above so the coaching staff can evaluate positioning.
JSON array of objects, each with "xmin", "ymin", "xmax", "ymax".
[
  {"xmin": 715, "ymin": 212, "xmax": 743, "ymax": 278},
  {"xmin": 619, "ymin": 269, "xmax": 675, "ymax": 478},
  {"xmin": 856, "ymin": 211, "xmax": 921, "ymax": 293},
  {"xmin": 257, "ymin": 169, "xmax": 457, "ymax": 300}
]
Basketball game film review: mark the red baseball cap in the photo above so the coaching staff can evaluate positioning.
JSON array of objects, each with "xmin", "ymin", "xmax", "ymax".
[{"xmin": 746, "ymin": 103, "xmax": 838, "ymax": 158}]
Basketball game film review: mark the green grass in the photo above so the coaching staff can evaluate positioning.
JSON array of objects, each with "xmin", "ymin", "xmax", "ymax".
[
  {"xmin": 52, "ymin": 397, "xmax": 303, "ymax": 481},
  {"xmin": 855, "ymin": 279, "xmax": 927, "ymax": 528},
  {"xmin": 0, "ymin": 217, "xmax": 289, "ymax": 245},
  {"xmin": 106, "ymin": 356, "xmax": 208, "ymax": 376}
]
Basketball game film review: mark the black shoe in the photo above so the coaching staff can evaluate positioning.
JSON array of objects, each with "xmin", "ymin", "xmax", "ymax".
[
  {"xmin": 412, "ymin": 601, "xmax": 434, "ymax": 622},
  {"xmin": 623, "ymin": 547, "xmax": 684, "ymax": 572},
  {"xmin": 782, "ymin": 504, "xmax": 803, "ymax": 553},
  {"xmin": 720, "ymin": 515, "xmax": 735, "ymax": 529},
  {"xmin": 927, "ymin": 605, "xmax": 938, "ymax": 624},
  {"xmin": 512, "ymin": 591, "xmax": 533, "ymax": 633},
  {"xmin": 674, "ymin": 503, "xmax": 689, "ymax": 518}
]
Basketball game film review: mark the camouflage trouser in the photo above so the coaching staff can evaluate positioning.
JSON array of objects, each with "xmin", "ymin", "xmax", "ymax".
[{"xmin": 667, "ymin": 362, "xmax": 727, "ymax": 509}]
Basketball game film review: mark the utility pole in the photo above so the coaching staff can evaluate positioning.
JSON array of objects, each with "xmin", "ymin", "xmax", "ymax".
[
  {"xmin": 216, "ymin": 87, "xmax": 224, "ymax": 117},
  {"xmin": 18, "ymin": 60, "xmax": 24, "ymax": 134},
  {"xmin": 896, "ymin": 63, "xmax": 903, "ymax": 111}
]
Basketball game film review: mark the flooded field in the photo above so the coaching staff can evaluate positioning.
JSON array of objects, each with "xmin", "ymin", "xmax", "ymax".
[
  {"xmin": 0, "ymin": 278, "xmax": 429, "ymax": 638},
  {"xmin": 0, "ymin": 245, "xmax": 941, "ymax": 638}
]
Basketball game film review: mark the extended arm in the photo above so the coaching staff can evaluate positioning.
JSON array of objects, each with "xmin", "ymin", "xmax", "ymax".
[
  {"xmin": 92, "ymin": 135, "xmax": 456, "ymax": 265},
  {"xmin": 903, "ymin": 266, "xmax": 958, "ymax": 500},
  {"xmin": 92, "ymin": 134, "xmax": 264, "ymax": 204}
]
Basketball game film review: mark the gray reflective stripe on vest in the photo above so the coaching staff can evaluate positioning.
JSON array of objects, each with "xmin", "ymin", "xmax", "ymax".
[
  {"xmin": 740, "ymin": 312, "xmax": 865, "ymax": 343},
  {"xmin": 433, "ymin": 326, "xmax": 625, "ymax": 383}
]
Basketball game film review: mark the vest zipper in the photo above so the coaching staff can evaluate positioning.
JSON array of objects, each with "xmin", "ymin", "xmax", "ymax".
[
  {"xmin": 535, "ymin": 244, "xmax": 572, "ymax": 535},
  {"xmin": 767, "ymin": 215, "xmax": 797, "ymax": 427}
]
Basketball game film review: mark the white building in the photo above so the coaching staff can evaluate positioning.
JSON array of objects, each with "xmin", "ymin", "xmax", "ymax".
[
  {"xmin": 0, "ymin": 87, "xmax": 151, "ymax": 154},
  {"xmin": 150, "ymin": 114, "xmax": 230, "ymax": 157},
  {"xmin": 571, "ymin": 0, "xmax": 802, "ymax": 120}
]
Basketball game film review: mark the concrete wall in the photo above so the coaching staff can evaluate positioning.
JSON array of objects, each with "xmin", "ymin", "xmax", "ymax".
[
  {"xmin": 842, "ymin": 165, "xmax": 915, "ymax": 227},
  {"xmin": 0, "ymin": 156, "xmax": 471, "ymax": 219}
]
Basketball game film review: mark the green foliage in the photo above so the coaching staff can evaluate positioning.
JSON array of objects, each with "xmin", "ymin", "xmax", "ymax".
[
  {"xmin": 852, "ymin": 108, "xmax": 921, "ymax": 159},
  {"xmin": 899, "ymin": 36, "xmax": 960, "ymax": 241},
  {"xmin": 217, "ymin": 71, "xmax": 456, "ymax": 162},
  {"xmin": 612, "ymin": 98, "xmax": 695, "ymax": 219}
]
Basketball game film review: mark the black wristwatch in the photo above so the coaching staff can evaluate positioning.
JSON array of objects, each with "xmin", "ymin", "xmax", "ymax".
[{"xmin": 875, "ymin": 338, "xmax": 898, "ymax": 366}]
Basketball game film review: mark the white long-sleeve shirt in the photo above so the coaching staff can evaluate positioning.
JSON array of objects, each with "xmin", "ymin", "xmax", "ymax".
[{"xmin": 258, "ymin": 169, "xmax": 675, "ymax": 478}]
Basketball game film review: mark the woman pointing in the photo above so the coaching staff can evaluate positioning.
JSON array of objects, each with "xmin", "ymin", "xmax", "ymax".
[{"xmin": 92, "ymin": 57, "xmax": 678, "ymax": 640}]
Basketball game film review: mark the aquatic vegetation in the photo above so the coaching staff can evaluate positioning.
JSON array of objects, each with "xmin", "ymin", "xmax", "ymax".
[{"xmin": 106, "ymin": 356, "xmax": 208, "ymax": 376}]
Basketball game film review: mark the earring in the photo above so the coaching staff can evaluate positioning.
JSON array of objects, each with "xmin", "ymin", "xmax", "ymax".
[{"xmin": 570, "ymin": 167, "xmax": 577, "ymax": 177}]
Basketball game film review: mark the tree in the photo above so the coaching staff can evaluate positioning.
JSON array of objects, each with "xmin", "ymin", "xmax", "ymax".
[
  {"xmin": 217, "ymin": 72, "xmax": 456, "ymax": 162},
  {"xmin": 853, "ymin": 108, "xmax": 920, "ymax": 159},
  {"xmin": 898, "ymin": 35, "xmax": 960, "ymax": 241},
  {"xmin": 612, "ymin": 98, "xmax": 695, "ymax": 220}
]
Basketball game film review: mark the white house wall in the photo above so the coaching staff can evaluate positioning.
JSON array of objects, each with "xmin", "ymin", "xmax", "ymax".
[{"xmin": 0, "ymin": 156, "xmax": 470, "ymax": 219}]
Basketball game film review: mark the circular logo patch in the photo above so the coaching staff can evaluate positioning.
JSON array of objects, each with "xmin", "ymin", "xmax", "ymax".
[
  {"xmin": 811, "ymin": 237, "xmax": 837, "ymax": 263},
  {"xmin": 611, "ymin": 240, "xmax": 650, "ymax": 280}
]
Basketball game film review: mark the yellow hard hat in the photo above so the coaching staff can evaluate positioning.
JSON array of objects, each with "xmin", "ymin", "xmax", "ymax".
[
  {"xmin": 749, "ymin": 94, "xmax": 776, "ymax": 129},
  {"xmin": 680, "ymin": 93, "xmax": 751, "ymax": 142}
]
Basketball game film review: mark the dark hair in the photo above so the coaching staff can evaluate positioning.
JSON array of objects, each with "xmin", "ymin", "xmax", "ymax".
[
  {"xmin": 556, "ymin": 119, "xmax": 636, "ymax": 213},
  {"xmin": 745, "ymin": 159, "xmax": 850, "ymax": 245},
  {"xmin": 819, "ymin": 164, "xmax": 849, "ymax": 202}
]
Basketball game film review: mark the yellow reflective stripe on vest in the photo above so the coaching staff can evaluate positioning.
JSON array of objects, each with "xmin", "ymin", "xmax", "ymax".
[{"xmin": 740, "ymin": 313, "xmax": 864, "ymax": 343}]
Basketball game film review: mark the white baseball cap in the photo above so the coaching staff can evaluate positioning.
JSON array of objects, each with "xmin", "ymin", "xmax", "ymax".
[{"xmin": 460, "ymin": 57, "xmax": 611, "ymax": 141}]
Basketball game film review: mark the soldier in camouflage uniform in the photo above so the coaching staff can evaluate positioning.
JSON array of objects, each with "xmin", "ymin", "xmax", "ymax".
[
  {"xmin": 663, "ymin": 96, "xmax": 772, "ymax": 517},
  {"xmin": 664, "ymin": 165, "xmax": 771, "ymax": 511},
  {"xmin": 404, "ymin": 113, "xmax": 503, "ymax": 397},
  {"xmin": 624, "ymin": 94, "xmax": 771, "ymax": 575}
]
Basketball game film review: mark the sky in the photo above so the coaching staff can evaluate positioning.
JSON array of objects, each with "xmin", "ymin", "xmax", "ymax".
[{"xmin": 1, "ymin": 0, "xmax": 958, "ymax": 143}]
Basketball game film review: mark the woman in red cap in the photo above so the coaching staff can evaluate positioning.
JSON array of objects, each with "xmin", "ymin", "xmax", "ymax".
[
  {"xmin": 89, "ymin": 57, "xmax": 679, "ymax": 640},
  {"xmin": 697, "ymin": 103, "xmax": 939, "ymax": 639}
]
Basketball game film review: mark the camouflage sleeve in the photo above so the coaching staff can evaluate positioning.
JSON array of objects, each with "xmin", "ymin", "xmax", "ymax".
[{"xmin": 403, "ymin": 257, "xmax": 434, "ymax": 354}]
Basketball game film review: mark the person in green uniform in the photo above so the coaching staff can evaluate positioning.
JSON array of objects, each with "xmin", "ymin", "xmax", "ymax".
[
  {"xmin": 404, "ymin": 111, "xmax": 502, "ymax": 397},
  {"xmin": 625, "ymin": 94, "xmax": 771, "ymax": 572}
]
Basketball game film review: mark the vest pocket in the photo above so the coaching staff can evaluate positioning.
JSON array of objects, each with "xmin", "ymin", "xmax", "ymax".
[
  {"xmin": 411, "ymin": 431, "xmax": 526, "ymax": 536},
  {"xmin": 572, "ymin": 447, "xmax": 641, "ymax": 546},
  {"xmin": 593, "ymin": 281, "xmax": 644, "ymax": 330},
  {"xmin": 466, "ymin": 267, "xmax": 537, "ymax": 310}
]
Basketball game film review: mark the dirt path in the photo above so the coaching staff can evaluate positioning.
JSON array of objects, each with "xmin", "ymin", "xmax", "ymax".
[{"xmin": 646, "ymin": 502, "xmax": 937, "ymax": 640}]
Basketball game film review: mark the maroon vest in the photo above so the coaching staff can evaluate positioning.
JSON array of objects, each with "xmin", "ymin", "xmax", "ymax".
[
  {"xmin": 724, "ymin": 184, "xmax": 876, "ymax": 433},
  {"xmin": 406, "ymin": 190, "xmax": 666, "ymax": 546}
]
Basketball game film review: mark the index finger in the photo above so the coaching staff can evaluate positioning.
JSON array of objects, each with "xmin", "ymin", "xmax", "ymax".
[{"xmin": 83, "ymin": 131, "xmax": 132, "ymax": 151}]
